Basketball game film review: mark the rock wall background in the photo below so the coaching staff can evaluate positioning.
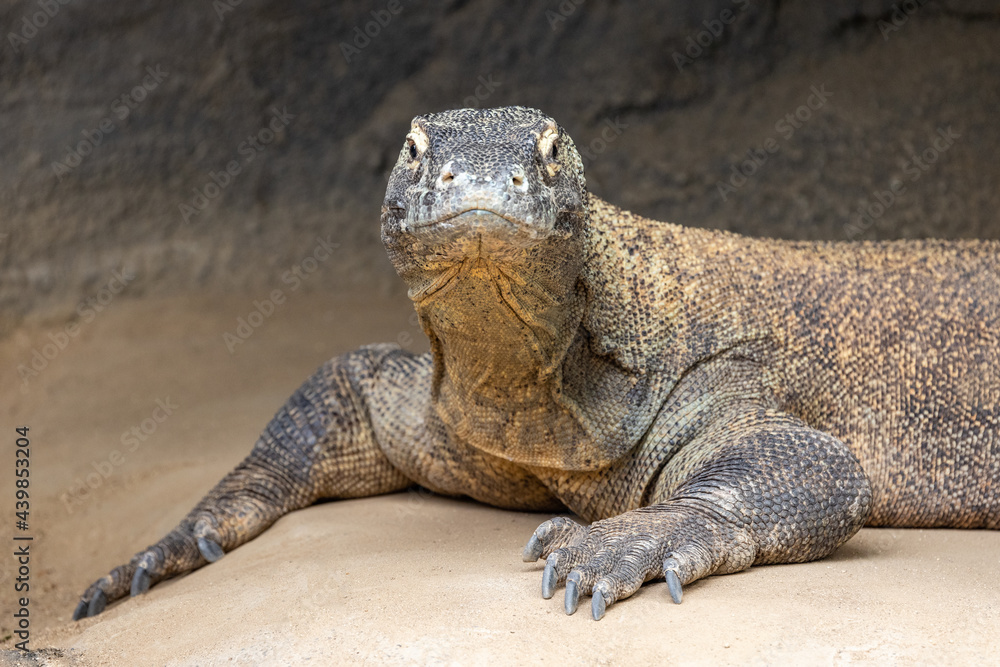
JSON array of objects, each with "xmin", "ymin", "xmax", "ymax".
[{"xmin": 2, "ymin": 0, "xmax": 998, "ymax": 332}]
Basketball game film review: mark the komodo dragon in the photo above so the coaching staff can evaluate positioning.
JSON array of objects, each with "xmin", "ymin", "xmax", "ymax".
[{"xmin": 75, "ymin": 106, "xmax": 999, "ymax": 621}]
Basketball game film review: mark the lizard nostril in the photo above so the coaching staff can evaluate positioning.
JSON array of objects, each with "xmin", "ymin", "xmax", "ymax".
[
  {"xmin": 511, "ymin": 175, "xmax": 524, "ymax": 187},
  {"xmin": 440, "ymin": 171, "xmax": 454, "ymax": 183}
]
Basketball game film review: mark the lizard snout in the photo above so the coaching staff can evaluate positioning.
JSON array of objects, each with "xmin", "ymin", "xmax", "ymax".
[{"xmin": 434, "ymin": 159, "xmax": 531, "ymax": 196}]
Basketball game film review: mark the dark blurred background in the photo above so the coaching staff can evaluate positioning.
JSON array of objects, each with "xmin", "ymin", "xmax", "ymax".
[{"xmin": 2, "ymin": 0, "xmax": 998, "ymax": 333}]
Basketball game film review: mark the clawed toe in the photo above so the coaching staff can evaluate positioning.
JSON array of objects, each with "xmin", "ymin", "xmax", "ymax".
[
  {"xmin": 131, "ymin": 567, "xmax": 151, "ymax": 597},
  {"xmin": 541, "ymin": 556, "xmax": 558, "ymax": 599},
  {"xmin": 72, "ymin": 588, "xmax": 110, "ymax": 620},
  {"xmin": 522, "ymin": 534, "xmax": 543, "ymax": 562},
  {"xmin": 564, "ymin": 572, "xmax": 580, "ymax": 615},
  {"xmin": 87, "ymin": 590, "xmax": 107, "ymax": 617},
  {"xmin": 197, "ymin": 537, "xmax": 225, "ymax": 563},
  {"xmin": 665, "ymin": 568, "xmax": 683, "ymax": 604},
  {"xmin": 591, "ymin": 588, "xmax": 607, "ymax": 621}
]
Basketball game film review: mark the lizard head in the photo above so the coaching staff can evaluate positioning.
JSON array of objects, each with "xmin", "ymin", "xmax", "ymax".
[{"xmin": 381, "ymin": 106, "xmax": 588, "ymax": 301}]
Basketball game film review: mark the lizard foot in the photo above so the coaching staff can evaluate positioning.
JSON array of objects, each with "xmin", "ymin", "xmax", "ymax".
[
  {"xmin": 523, "ymin": 504, "xmax": 756, "ymax": 620},
  {"xmin": 73, "ymin": 517, "xmax": 206, "ymax": 620},
  {"xmin": 73, "ymin": 491, "xmax": 287, "ymax": 620}
]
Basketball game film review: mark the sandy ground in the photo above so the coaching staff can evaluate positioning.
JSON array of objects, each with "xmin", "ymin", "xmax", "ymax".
[{"xmin": 1, "ymin": 291, "xmax": 998, "ymax": 666}]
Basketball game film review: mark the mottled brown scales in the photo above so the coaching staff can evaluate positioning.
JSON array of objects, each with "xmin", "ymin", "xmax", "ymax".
[{"xmin": 74, "ymin": 107, "xmax": 999, "ymax": 621}]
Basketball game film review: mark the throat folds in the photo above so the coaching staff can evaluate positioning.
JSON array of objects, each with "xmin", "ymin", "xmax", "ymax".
[
  {"xmin": 419, "ymin": 256, "xmax": 582, "ymax": 404},
  {"xmin": 415, "ymin": 255, "xmax": 588, "ymax": 464}
]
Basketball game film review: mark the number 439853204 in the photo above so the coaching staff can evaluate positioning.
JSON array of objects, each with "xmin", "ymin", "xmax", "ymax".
[{"xmin": 15, "ymin": 426, "xmax": 30, "ymax": 529}]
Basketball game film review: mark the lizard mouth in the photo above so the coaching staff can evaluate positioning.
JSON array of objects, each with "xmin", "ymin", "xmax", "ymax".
[
  {"xmin": 410, "ymin": 208, "xmax": 535, "ymax": 231},
  {"xmin": 404, "ymin": 206, "xmax": 559, "ymax": 253}
]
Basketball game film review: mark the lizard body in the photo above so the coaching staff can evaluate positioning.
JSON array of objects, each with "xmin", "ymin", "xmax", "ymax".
[{"xmin": 75, "ymin": 107, "xmax": 999, "ymax": 621}]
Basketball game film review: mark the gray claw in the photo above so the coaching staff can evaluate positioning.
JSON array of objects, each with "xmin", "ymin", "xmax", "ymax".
[
  {"xmin": 522, "ymin": 534, "xmax": 543, "ymax": 562},
  {"xmin": 87, "ymin": 590, "xmax": 107, "ymax": 617},
  {"xmin": 591, "ymin": 589, "xmax": 606, "ymax": 621},
  {"xmin": 564, "ymin": 573, "xmax": 580, "ymax": 615},
  {"xmin": 131, "ymin": 567, "xmax": 151, "ymax": 597},
  {"xmin": 541, "ymin": 557, "xmax": 557, "ymax": 599},
  {"xmin": 198, "ymin": 537, "xmax": 225, "ymax": 563},
  {"xmin": 72, "ymin": 599, "xmax": 88, "ymax": 621},
  {"xmin": 666, "ymin": 569, "xmax": 683, "ymax": 604}
]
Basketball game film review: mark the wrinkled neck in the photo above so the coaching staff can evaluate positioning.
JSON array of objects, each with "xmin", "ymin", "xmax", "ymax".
[{"xmin": 415, "ymin": 257, "xmax": 584, "ymax": 408}]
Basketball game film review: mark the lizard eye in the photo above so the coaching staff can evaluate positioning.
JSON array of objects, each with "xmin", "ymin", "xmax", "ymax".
[
  {"xmin": 537, "ymin": 124, "xmax": 560, "ymax": 178},
  {"xmin": 405, "ymin": 129, "xmax": 429, "ymax": 167}
]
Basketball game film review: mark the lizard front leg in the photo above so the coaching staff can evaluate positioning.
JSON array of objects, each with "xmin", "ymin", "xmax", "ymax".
[
  {"xmin": 523, "ymin": 405, "xmax": 873, "ymax": 619},
  {"xmin": 72, "ymin": 345, "xmax": 411, "ymax": 619}
]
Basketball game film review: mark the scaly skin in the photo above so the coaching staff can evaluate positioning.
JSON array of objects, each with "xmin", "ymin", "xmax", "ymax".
[{"xmin": 75, "ymin": 107, "xmax": 999, "ymax": 621}]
